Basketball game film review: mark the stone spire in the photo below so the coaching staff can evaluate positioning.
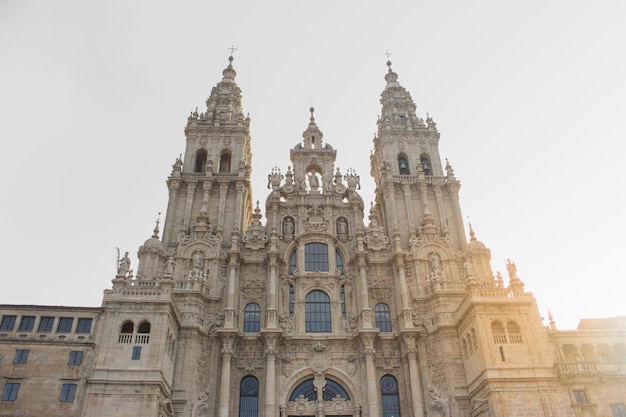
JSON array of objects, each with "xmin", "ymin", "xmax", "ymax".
[{"xmin": 302, "ymin": 107, "xmax": 324, "ymax": 150}]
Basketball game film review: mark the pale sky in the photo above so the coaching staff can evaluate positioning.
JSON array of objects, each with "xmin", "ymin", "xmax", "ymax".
[{"xmin": 1, "ymin": 1, "xmax": 625, "ymax": 330}]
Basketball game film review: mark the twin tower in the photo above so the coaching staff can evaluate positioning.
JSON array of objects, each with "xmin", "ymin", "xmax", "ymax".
[{"xmin": 87, "ymin": 56, "xmax": 560, "ymax": 417}]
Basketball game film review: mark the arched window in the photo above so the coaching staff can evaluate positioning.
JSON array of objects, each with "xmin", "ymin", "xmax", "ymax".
[
  {"xmin": 243, "ymin": 303, "xmax": 261, "ymax": 332},
  {"xmin": 136, "ymin": 321, "xmax": 151, "ymax": 344},
  {"xmin": 507, "ymin": 321, "xmax": 522, "ymax": 344},
  {"xmin": 380, "ymin": 375, "xmax": 401, "ymax": 417},
  {"xmin": 305, "ymin": 290, "xmax": 331, "ymax": 332},
  {"xmin": 336, "ymin": 251, "xmax": 344, "ymax": 275},
  {"xmin": 239, "ymin": 376, "xmax": 259, "ymax": 417},
  {"xmin": 491, "ymin": 321, "xmax": 506, "ymax": 344},
  {"xmin": 398, "ymin": 154, "xmax": 410, "ymax": 175},
  {"xmin": 375, "ymin": 303, "xmax": 392, "ymax": 332},
  {"xmin": 120, "ymin": 321, "xmax": 134, "ymax": 334},
  {"xmin": 195, "ymin": 149, "xmax": 208, "ymax": 172},
  {"xmin": 219, "ymin": 151, "xmax": 231, "ymax": 173},
  {"xmin": 289, "ymin": 378, "xmax": 350, "ymax": 402},
  {"xmin": 138, "ymin": 321, "xmax": 151, "ymax": 334},
  {"xmin": 305, "ymin": 243, "xmax": 329, "ymax": 271},
  {"xmin": 420, "ymin": 154, "xmax": 432, "ymax": 175},
  {"xmin": 118, "ymin": 321, "xmax": 134, "ymax": 344},
  {"xmin": 289, "ymin": 251, "xmax": 297, "ymax": 275}
]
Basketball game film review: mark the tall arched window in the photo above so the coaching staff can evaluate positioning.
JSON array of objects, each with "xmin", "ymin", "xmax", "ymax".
[
  {"xmin": 289, "ymin": 251, "xmax": 297, "ymax": 275},
  {"xmin": 398, "ymin": 154, "xmax": 410, "ymax": 175},
  {"xmin": 336, "ymin": 251, "xmax": 344, "ymax": 275},
  {"xmin": 507, "ymin": 321, "xmax": 522, "ymax": 344},
  {"xmin": 491, "ymin": 321, "xmax": 506, "ymax": 344},
  {"xmin": 195, "ymin": 149, "xmax": 208, "ymax": 172},
  {"xmin": 305, "ymin": 290, "xmax": 331, "ymax": 332},
  {"xmin": 136, "ymin": 321, "xmax": 151, "ymax": 344},
  {"xmin": 420, "ymin": 154, "xmax": 432, "ymax": 175},
  {"xmin": 305, "ymin": 243, "xmax": 329, "ymax": 271},
  {"xmin": 243, "ymin": 303, "xmax": 261, "ymax": 332},
  {"xmin": 239, "ymin": 376, "xmax": 259, "ymax": 417},
  {"xmin": 119, "ymin": 321, "xmax": 134, "ymax": 344},
  {"xmin": 375, "ymin": 303, "xmax": 392, "ymax": 332},
  {"xmin": 381, "ymin": 375, "xmax": 401, "ymax": 417},
  {"xmin": 219, "ymin": 151, "xmax": 231, "ymax": 173}
]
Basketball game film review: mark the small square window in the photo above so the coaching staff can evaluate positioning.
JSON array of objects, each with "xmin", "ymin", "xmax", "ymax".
[
  {"xmin": 0, "ymin": 315, "xmax": 17, "ymax": 331},
  {"xmin": 57, "ymin": 317, "xmax": 74, "ymax": 333},
  {"xmin": 18, "ymin": 316, "xmax": 35, "ymax": 332},
  {"xmin": 68, "ymin": 351, "xmax": 83, "ymax": 366},
  {"xmin": 38, "ymin": 317, "xmax": 55, "ymax": 332},
  {"xmin": 59, "ymin": 383, "xmax": 77, "ymax": 402},
  {"xmin": 13, "ymin": 349, "xmax": 29, "ymax": 365},
  {"xmin": 1, "ymin": 383, "xmax": 20, "ymax": 402},
  {"xmin": 132, "ymin": 346, "xmax": 142, "ymax": 360},
  {"xmin": 76, "ymin": 318, "xmax": 92, "ymax": 334},
  {"xmin": 573, "ymin": 390, "xmax": 588, "ymax": 404}
]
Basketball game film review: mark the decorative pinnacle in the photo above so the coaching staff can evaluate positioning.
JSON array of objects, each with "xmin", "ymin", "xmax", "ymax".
[
  {"xmin": 383, "ymin": 50, "xmax": 392, "ymax": 68},
  {"xmin": 228, "ymin": 45, "xmax": 237, "ymax": 58},
  {"xmin": 153, "ymin": 212, "xmax": 161, "ymax": 238}
]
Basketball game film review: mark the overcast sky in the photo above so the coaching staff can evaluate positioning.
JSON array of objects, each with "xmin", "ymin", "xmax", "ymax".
[{"xmin": 1, "ymin": 1, "xmax": 625, "ymax": 330}]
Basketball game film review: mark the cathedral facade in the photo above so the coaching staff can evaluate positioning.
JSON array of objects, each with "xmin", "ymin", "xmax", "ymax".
[{"xmin": 1, "ymin": 56, "xmax": 625, "ymax": 417}]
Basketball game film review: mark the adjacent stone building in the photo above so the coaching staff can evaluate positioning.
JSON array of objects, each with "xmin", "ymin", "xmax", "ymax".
[{"xmin": 1, "ymin": 56, "xmax": 625, "ymax": 417}]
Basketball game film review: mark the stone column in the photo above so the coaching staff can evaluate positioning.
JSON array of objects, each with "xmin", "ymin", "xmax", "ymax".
[
  {"xmin": 183, "ymin": 182, "xmax": 196, "ymax": 231},
  {"xmin": 402, "ymin": 183, "xmax": 416, "ymax": 230},
  {"xmin": 224, "ymin": 254, "xmax": 238, "ymax": 328},
  {"xmin": 163, "ymin": 180, "xmax": 180, "ymax": 245},
  {"xmin": 264, "ymin": 334, "xmax": 279, "ymax": 417},
  {"xmin": 358, "ymin": 255, "xmax": 372, "ymax": 328},
  {"xmin": 361, "ymin": 333, "xmax": 380, "ymax": 417},
  {"xmin": 267, "ymin": 255, "xmax": 278, "ymax": 328},
  {"xmin": 395, "ymin": 256, "xmax": 413, "ymax": 328},
  {"xmin": 218, "ymin": 334, "xmax": 235, "ymax": 417},
  {"xmin": 404, "ymin": 334, "xmax": 425, "ymax": 417},
  {"xmin": 234, "ymin": 182, "xmax": 245, "ymax": 231},
  {"xmin": 217, "ymin": 183, "xmax": 229, "ymax": 231}
]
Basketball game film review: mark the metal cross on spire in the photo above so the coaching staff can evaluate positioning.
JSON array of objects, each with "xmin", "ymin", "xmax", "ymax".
[
  {"xmin": 383, "ymin": 50, "xmax": 392, "ymax": 61},
  {"xmin": 228, "ymin": 45, "xmax": 238, "ymax": 56}
]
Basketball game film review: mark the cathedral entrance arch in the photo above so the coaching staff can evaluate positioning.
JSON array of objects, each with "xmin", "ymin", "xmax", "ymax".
[{"xmin": 281, "ymin": 376, "xmax": 361, "ymax": 417}]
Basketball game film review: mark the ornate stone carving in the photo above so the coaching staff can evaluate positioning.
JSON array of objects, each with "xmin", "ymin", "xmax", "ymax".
[
  {"xmin": 243, "ymin": 201, "xmax": 268, "ymax": 249},
  {"xmin": 428, "ymin": 384, "xmax": 450, "ymax": 417}
]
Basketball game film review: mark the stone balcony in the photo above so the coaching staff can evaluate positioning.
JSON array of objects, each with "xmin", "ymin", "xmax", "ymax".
[{"xmin": 556, "ymin": 361, "xmax": 626, "ymax": 377}]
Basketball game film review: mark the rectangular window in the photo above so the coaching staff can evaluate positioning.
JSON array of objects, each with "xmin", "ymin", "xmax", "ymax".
[
  {"xmin": 75, "ymin": 318, "xmax": 92, "ymax": 334},
  {"xmin": 599, "ymin": 353, "xmax": 610, "ymax": 363},
  {"xmin": 68, "ymin": 351, "xmax": 83, "ymax": 366},
  {"xmin": 59, "ymin": 383, "xmax": 77, "ymax": 402},
  {"xmin": 132, "ymin": 346, "xmax": 142, "ymax": 360},
  {"xmin": 0, "ymin": 315, "xmax": 17, "ymax": 331},
  {"xmin": 38, "ymin": 316, "xmax": 55, "ymax": 332},
  {"xmin": 611, "ymin": 403, "xmax": 626, "ymax": 417},
  {"xmin": 57, "ymin": 317, "xmax": 74, "ymax": 333},
  {"xmin": 18, "ymin": 316, "xmax": 36, "ymax": 332},
  {"xmin": 1, "ymin": 383, "xmax": 20, "ymax": 402},
  {"xmin": 13, "ymin": 349, "xmax": 29, "ymax": 364},
  {"xmin": 573, "ymin": 390, "xmax": 588, "ymax": 404}
]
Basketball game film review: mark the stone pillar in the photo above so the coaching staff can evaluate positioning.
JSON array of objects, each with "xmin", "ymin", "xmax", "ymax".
[
  {"xmin": 224, "ymin": 254, "xmax": 237, "ymax": 328},
  {"xmin": 358, "ymin": 255, "xmax": 372, "ymax": 328},
  {"xmin": 183, "ymin": 182, "xmax": 196, "ymax": 231},
  {"xmin": 267, "ymin": 255, "xmax": 278, "ymax": 328},
  {"xmin": 402, "ymin": 183, "xmax": 416, "ymax": 230},
  {"xmin": 264, "ymin": 334, "xmax": 279, "ymax": 417},
  {"xmin": 361, "ymin": 333, "xmax": 380, "ymax": 417},
  {"xmin": 163, "ymin": 180, "xmax": 180, "ymax": 245},
  {"xmin": 217, "ymin": 183, "xmax": 229, "ymax": 231},
  {"xmin": 218, "ymin": 334, "xmax": 235, "ymax": 417},
  {"xmin": 404, "ymin": 334, "xmax": 425, "ymax": 417},
  {"xmin": 396, "ymin": 256, "xmax": 413, "ymax": 328},
  {"xmin": 234, "ymin": 182, "xmax": 245, "ymax": 231}
]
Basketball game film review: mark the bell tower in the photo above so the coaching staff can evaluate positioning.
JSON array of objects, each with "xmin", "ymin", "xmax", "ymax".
[
  {"xmin": 370, "ymin": 60, "xmax": 465, "ymax": 251},
  {"xmin": 161, "ymin": 55, "xmax": 253, "ymax": 250}
]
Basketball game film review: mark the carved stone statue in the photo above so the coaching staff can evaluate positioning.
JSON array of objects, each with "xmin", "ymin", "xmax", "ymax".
[
  {"xmin": 308, "ymin": 170, "xmax": 320, "ymax": 190},
  {"xmin": 429, "ymin": 253, "xmax": 442, "ymax": 273},
  {"xmin": 464, "ymin": 260, "xmax": 475, "ymax": 278},
  {"xmin": 117, "ymin": 251, "xmax": 131, "ymax": 277},
  {"xmin": 284, "ymin": 217, "xmax": 294, "ymax": 235},
  {"xmin": 337, "ymin": 218, "xmax": 348, "ymax": 235},
  {"xmin": 164, "ymin": 256, "xmax": 176, "ymax": 277}
]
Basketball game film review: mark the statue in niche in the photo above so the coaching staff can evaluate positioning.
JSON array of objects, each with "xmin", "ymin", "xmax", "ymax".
[
  {"xmin": 308, "ymin": 170, "xmax": 320, "ymax": 190},
  {"xmin": 164, "ymin": 256, "xmax": 176, "ymax": 277},
  {"xmin": 429, "ymin": 253, "xmax": 442, "ymax": 274},
  {"xmin": 117, "ymin": 251, "xmax": 131, "ymax": 277},
  {"xmin": 337, "ymin": 218, "xmax": 348, "ymax": 235},
  {"xmin": 283, "ymin": 217, "xmax": 294, "ymax": 235},
  {"xmin": 464, "ymin": 260, "xmax": 475, "ymax": 279}
]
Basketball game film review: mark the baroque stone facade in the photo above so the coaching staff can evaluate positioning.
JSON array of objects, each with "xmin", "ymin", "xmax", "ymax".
[{"xmin": 1, "ymin": 56, "xmax": 625, "ymax": 417}]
